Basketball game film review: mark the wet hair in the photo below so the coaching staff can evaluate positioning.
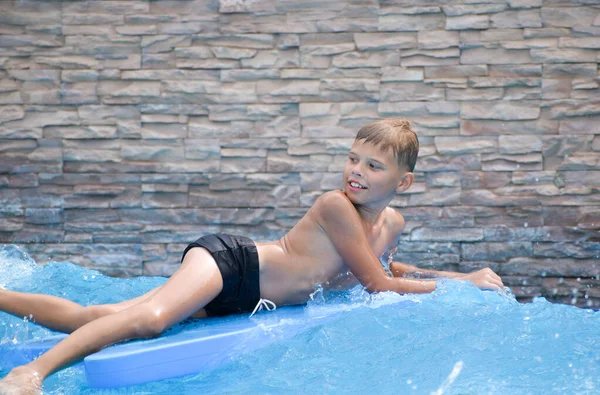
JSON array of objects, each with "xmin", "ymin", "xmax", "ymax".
[{"xmin": 355, "ymin": 119, "xmax": 419, "ymax": 172}]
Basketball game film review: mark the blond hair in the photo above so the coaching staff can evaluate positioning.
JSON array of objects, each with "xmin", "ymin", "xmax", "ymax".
[{"xmin": 355, "ymin": 119, "xmax": 419, "ymax": 172}]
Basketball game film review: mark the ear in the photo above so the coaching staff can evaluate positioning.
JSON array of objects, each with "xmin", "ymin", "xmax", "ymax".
[{"xmin": 396, "ymin": 172, "xmax": 414, "ymax": 193}]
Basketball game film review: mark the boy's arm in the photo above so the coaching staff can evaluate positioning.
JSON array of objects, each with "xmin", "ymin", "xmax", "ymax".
[
  {"xmin": 390, "ymin": 261, "xmax": 462, "ymax": 279},
  {"xmin": 386, "ymin": 210, "xmax": 504, "ymax": 290},
  {"xmin": 316, "ymin": 191, "xmax": 439, "ymax": 294}
]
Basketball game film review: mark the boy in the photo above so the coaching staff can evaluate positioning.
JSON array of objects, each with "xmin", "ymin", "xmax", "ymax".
[{"xmin": 0, "ymin": 119, "xmax": 503, "ymax": 393}]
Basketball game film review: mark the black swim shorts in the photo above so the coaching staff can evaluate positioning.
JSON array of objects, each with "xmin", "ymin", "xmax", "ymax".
[{"xmin": 181, "ymin": 233, "xmax": 260, "ymax": 317}]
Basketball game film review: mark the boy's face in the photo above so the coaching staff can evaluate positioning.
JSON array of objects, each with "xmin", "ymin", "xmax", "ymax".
[{"xmin": 343, "ymin": 139, "xmax": 412, "ymax": 206}]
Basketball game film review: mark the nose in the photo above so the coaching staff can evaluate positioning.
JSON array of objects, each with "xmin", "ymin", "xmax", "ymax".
[{"xmin": 351, "ymin": 162, "xmax": 363, "ymax": 177}]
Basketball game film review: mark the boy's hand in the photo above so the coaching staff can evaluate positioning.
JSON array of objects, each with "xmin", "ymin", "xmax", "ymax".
[{"xmin": 457, "ymin": 268, "xmax": 505, "ymax": 291}]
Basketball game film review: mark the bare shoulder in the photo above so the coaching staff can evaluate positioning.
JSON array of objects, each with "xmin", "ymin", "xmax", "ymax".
[
  {"xmin": 315, "ymin": 190, "xmax": 352, "ymax": 208},
  {"xmin": 314, "ymin": 190, "xmax": 356, "ymax": 216},
  {"xmin": 384, "ymin": 206, "xmax": 406, "ymax": 242},
  {"xmin": 312, "ymin": 190, "xmax": 361, "ymax": 228}
]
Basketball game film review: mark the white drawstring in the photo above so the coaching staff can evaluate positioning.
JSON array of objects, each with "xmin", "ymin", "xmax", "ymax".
[{"xmin": 250, "ymin": 298, "xmax": 277, "ymax": 317}]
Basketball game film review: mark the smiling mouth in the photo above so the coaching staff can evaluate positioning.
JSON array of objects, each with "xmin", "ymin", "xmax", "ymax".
[{"xmin": 349, "ymin": 181, "xmax": 367, "ymax": 189}]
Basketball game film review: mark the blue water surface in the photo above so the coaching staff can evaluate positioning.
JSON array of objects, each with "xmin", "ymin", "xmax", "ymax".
[{"xmin": 1, "ymin": 244, "xmax": 599, "ymax": 394}]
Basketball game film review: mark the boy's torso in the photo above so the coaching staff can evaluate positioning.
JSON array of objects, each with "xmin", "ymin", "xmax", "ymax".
[{"xmin": 255, "ymin": 191, "xmax": 399, "ymax": 306}]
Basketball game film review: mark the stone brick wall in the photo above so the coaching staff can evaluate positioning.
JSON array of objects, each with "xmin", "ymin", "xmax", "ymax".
[{"xmin": 0, "ymin": 0, "xmax": 599, "ymax": 307}]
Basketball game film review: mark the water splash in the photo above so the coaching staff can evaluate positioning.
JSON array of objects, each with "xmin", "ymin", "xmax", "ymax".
[{"xmin": 1, "ymin": 245, "xmax": 600, "ymax": 394}]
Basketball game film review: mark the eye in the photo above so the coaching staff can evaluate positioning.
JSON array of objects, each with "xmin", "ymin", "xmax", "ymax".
[
  {"xmin": 348, "ymin": 156, "xmax": 358, "ymax": 163},
  {"xmin": 369, "ymin": 163, "xmax": 381, "ymax": 170}
]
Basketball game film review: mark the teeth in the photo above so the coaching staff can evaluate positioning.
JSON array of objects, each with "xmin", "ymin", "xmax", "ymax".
[{"xmin": 350, "ymin": 182, "xmax": 365, "ymax": 189}]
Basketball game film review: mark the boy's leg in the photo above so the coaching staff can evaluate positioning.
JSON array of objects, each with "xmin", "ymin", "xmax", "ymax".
[
  {"xmin": 0, "ymin": 247, "xmax": 223, "ymax": 392},
  {"xmin": 0, "ymin": 287, "xmax": 162, "ymax": 334}
]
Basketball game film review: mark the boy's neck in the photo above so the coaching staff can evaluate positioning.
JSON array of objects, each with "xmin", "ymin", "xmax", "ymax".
[{"xmin": 352, "ymin": 200, "xmax": 390, "ymax": 228}]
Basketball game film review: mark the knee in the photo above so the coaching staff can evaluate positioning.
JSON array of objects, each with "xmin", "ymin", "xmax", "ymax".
[
  {"xmin": 133, "ymin": 304, "xmax": 170, "ymax": 338},
  {"xmin": 80, "ymin": 305, "xmax": 117, "ymax": 325}
]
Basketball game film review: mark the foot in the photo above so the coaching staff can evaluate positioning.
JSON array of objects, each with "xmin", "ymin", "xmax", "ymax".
[{"xmin": 0, "ymin": 366, "xmax": 42, "ymax": 395}]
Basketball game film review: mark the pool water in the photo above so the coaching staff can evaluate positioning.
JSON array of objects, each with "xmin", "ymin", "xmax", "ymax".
[{"xmin": 1, "ymin": 244, "xmax": 599, "ymax": 394}]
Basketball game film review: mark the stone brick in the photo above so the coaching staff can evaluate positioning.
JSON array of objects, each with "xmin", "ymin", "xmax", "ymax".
[
  {"xmin": 378, "ymin": 101, "xmax": 460, "ymax": 117},
  {"xmin": 6, "ymin": 110, "xmax": 80, "ymax": 129},
  {"xmin": 559, "ymin": 119, "xmax": 600, "ymax": 135},
  {"xmin": 78, "ymin": 105, "xmax": 140, "ymax": 125},
  {"xmin": 417, "ymin": 30, "xmax": 459, "ymax": 50},
  {"xmin": 499, "ymin": 135, "xmax": 543, "ymax": 154},
  {"xmin": 461, "ymin": 48, "xmax": 533, "ymax": 64},
  {"xmin": 559, "ymin": 37, "xmax": 600, "ymax": 50},
  {"xmin": 524, "ymin": 28, "xmax": 570, "ymax": 39},
  {"xmin": 0, "ymin": 105, "xmax": 25, "ymax": 123},
  {"xmin": 401, "ymin": 48, "xmax": 459, "ymax": 66},
  {"xmin": 287, "ymin": 138, "xmax": 352, "ymax": 155},
  {"xmin": 221, "ymin": 69, "xmax": 279, "ymax": 82},
  {"xmin": 159, "ymin": 22, "xmax": 207, "ymax": 35},
  {"xmin": 381, "ymin": 82, "xmax": 444, "ymax": 101},
  {"xmin": 541, "ymin": 79, "xmax": 571, "ymax": 100},
  {"xmin": 63, "ymin": 148, "xmax": 121, "ymax": 163},
  {"xmin": 315, "ymin": 18, "xmax": 379, "ymax": 33},
  {"xmin": 241, "ymin": 49, "xmax": 300, "ymax": 68},
  {"xmin": 541, "ymin": 7, "xmax": 598, "ymax": 28},
  {"xmin": 209, "ymin": 173, "xmax": 298, "ymax": 191},
  {"xmin": 321, "ymin": 78, "xmax": 380, "ymax": 92},
  {"xmin": 63, "ymin": 1, "xmax": 149, "ymax": 14},
  {"xmin": 0, "ymin": 78, "xmax": 20, "ymax": 92},
  {"xmin": 462, "ymin": 189, "xmax": 539, "ymax": 206},
  {"xmin": 250, "ymin": 116, "xmax": 301, "ymax": 138},
  {"xmin": 461, "ymin": 172, "xmax": 512, "ymax": 189},
  {"xmin": 407, "ymin": 187, "xmax": 460, "ymax": 206},
  {"xmin": 533, "ymin": 242, "xmax": 600, "ymax": 259},
  {"xmin": 162, "ymin": 80, "xmax": 221, "ymax": 94},
  {"xmin": 116, "ymin": 25, "xmax": 158, "ymax": 36},
  {"xmin": 277, "ymin": 34, "xmax": 300, "ymax": 49},
  {"xmin": 0, "ymin": 91, "xmax": 22, "ymax": 104},
  {"xmin": 190, "ymin": 185, "xmax": 300, "ymax": 208},
  {"xmin": 546, "ymin": 100, "xmax": 600, "ymax": 119},
  {"xmin": 193, "ymin": 34, "xmax": 274, "ymax": 49},
  {"xmin": 267, "ymin": 150, "xmax": 332, "ymax": 172},
  {"xmin": 121, "ymin": 142, "xmax": 185, "ymax": 161},
  {"xmin": 140, "ymin": 123, "xmax": 187, "ymax": 139},
  {"xmin": 544, "ymin": 135, "xmax": 594, "ymax": 160},
  {"xmin": 7, "ymin": 70, "xmax": 60, "ymax": 83},
  {"xmin": 123, "ymin": 70, "xmax": 220, "ymax": 81},
  {"xmin": 442, "ymin": 4, "xmax": 506, "ymax": 16},
  {"xmin": 379, "ymin": 13, "xmax": 445, "ymax": 32},
  {"xmin": 141, "ymin": 35, "xmax": 192, "ymax": 54},
  {"xmin": 504, "ymin": 86, "xmax": 541, "ymax": 100},
  {"xmin": 446, "ymin": 15, "xmax": 489, "ymax": 30},
  {"xmin": 411, "ymin": 227, "xmax": 483, "ymax": 242},
  {"xmin": 531, "ymin": 48, "xmax": 597, "ymax": 63},
  {"xmin": 501, "ymin": 257, "xmax": 599, "ymax": 277},
  {"xmin": 461, "ymin": 242, "xmax": 532, "ymax": 261},
  {"xmin": 44, "ymin": 125, "xmax": 117, "ymax": 139},
  {"xmin": 491, "ymin": 10, "xmax": 542, "ymax": 28},
  {"xmin": 468, "ymin": 77, "xmax": 540, "ymax": 88},
  {"xmin": 508, "ymin": 0, "xmax": 542, "ymax": 8},
  {"xmin": 220, "ymin": 157, "xmax": 266, "ymax": 173},
  {"xmin": 489, "ymin": 64, "xmax": 547, "ymax": 78},
  {"xmin": 331, "ymin": 51, "xmax": 389, "ymax": 68},
  {"xmin": 300, "ymin": 42, "xmax": 355, "ymax": 56},
  {"xmin": 354, "ymin": 33, "xmax": 416, "ymax": 50},
  {"xmin": 177, "ymin": 58, "xmax": 240, "ymax": 69},
  {"xmin": 424, "ymin": 65, "xmax": 487, "ymax": 79},
  {"xmin": 416, "ymin": 154, "xmax": 481, "ymax": 172},
  {"xmin": 381, "ymin": 67, "xmax": 424, "ymax": 82},
  {"xmin": 482, "ymin": 153, "xmax": 543, "ymax": 171},
  {"xmin": 257, "ymin": 80, "xmax": 320, "ymax": 96},
  {"xmin": 434, "ymin": 136, "xmax": 497, "ymax": 155},
  {"xmin": 461, "ymin": 102, "xmax": 540, "ymax": 121}
]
